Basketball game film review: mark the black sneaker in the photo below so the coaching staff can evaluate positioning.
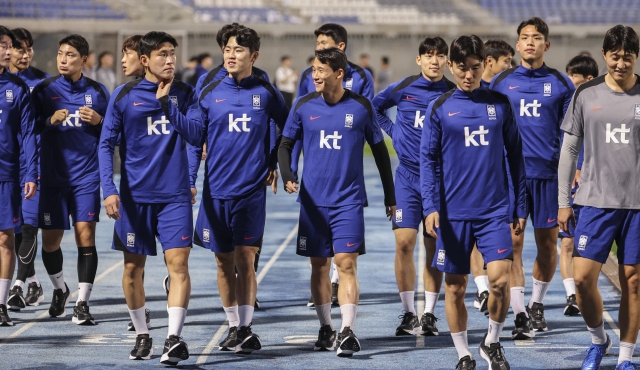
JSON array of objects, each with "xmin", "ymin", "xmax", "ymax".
[
  {"xmin": 49, "ymin": 283, "xmax": 70, "ymax": 318},
  {"xmin": 473, "ymin": 290, "xmax": 489, "ymax": 315},
  {"xmin": 72, "ymin": 300, "xmax": 95, "ymax": 325},
  {"xmin": 160, "ymin": 335, "xmax": 189, "ymax": 365},
  {"xmin": 254, "ymin": 297, "xmax": 261, "ymax": 309},
  {"xmin": 307, "ymin": 296, "xmax": 315, "ymax": 308},
  {"xmin": 511, "ymin": 312, "xmax": 534, "ymax": 340},
  {"xmin": 163, "ymin": 275, "xmax": 170, "ymax": 296},
  {"xmin": 234, "ymin": 325, "xmax": 262, "ymax": 354},
  {"xmin": 528, "ymin": 303, "xmax": 548, "ymax": 331},
  {"xmin": 457, "ymin": 355, "xmax": 477, "ymax": 370},
  {"xmin": 314, "ymin": 324, "xmax": 337, "ymax": 351},
  {"xmin": 7, "ymin": 286, "xmax": 25, "ymax": 311},
  {"xmin": 336, "ymin": 326, "xmax": 360, "ymax": 357},
  {"xmin": 396, "ymin": 311, "xmax": 420, "ymax": 336},
  {"xmin": 127, "ymin": 308, "xmax": 151, "ymax": 331},
  {"xmin": 219, "ymin": 326, "xmax": 239, "ymax": 351},
  {"xmin": 564, "ymin": 294, "xmax": 581, "ymax": 316},
  {"xmin": 479, "ymin": 334, "xmax": 510, "ymax": 369},
  {"xmin": 0, "ymin": 304, "xmax": 14, "ymax": 326},
  {"xmin": 331, "ymin": 283, "xmax": 339, "ymax": 306},
  {"xmin": 25, "ymin": 282, "xmax": 44, "ymax": 306},
  {"xmin": 129, "ymin": 334, "xmax": 153, "ymax": 360},
  {"xmin": 420, "ymin": 312, "xmax": 439, "ymax": 336}
]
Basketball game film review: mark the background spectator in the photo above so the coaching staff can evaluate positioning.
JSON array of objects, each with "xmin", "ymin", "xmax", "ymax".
[
  {"xmin": 96, "ymin": 51, "xmax": 116, "ymax": 92},
  {"xmin": 377, "ymin": 56, "xmax": 392, "ymax": 93},
  {"xmin": 275, "ymin": 55, "xmax": 298, "ymax": 108},
  {"xmin": 360, "ymin": 53, "xmax": 375, "ymax": 79},
  {"xmin": 83, "ymin": 50, "xmax": 97, "ymax": 80}
]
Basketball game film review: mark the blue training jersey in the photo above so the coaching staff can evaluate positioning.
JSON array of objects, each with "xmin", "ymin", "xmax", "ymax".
[
  {"xmin": 99, "ymin": 78, "xmax": 204, "ymax": 203},
  {"xmin": 420, "ymin": 87, "xmax": 526, "ymax": 220},
  {"xmin": 490, "ymin": 64, "xmax": 575, "ymax": 179},
  {"xmin": 188, "ymin": 75, "xmax": 288, "ymax": 199},
  {"xmin": 0, "ymin": 70, "xmax": 37, "ymax": 184},
  {"xmin": 195, "ymin": 63, "xmax": 270, "ymax": 94},
  {"xmin": 373, "ymin": 74, "xmax": 455, "ymax": 175},
  {"xmin": 33, "ymin": 75, "xmax": 110, "ymax": 187},
  {"xmin": 283, "ymin": 90, "xmax": 385, "ymax": 207}
]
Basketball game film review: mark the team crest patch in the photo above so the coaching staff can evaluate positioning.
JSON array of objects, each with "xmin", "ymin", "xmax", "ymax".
[
  {"xmin": 252, "ymin": 94, "xmax": 261, "ymax": 109},
  {"xmin": 84, "ymin": 94, "xmax": 93, "ymax": 106},
  {"xmin": 44, "ymin": 213, "xmax": 51, "ymax": 226},
  {"xmin": 170, "ymin": 96, "xmax": 179, "ymax": 107},
  {"xmin": 127, "ymin": 233, "xmax": 135, "ymax": 247},
  {"xmin": 487, "ymin": 105, "xmax": 496, "ymax": 120},
  {"xmin": 634, "ymin": 104, "xmax": 640, "ymax": 120},
  {"xmin": 345, "ymin": 78, "xmax": 353, "ymax": 89},
  {"xmin": 395, "ymin": 209, "xmax": 403, "ymax": 222},
  {"xmin": 299, "ymin": 236, "xmax": 307, "ymax": 251},
  {"xmin": 5, "ymin": 89, "xmax": 13, "ymax": 102},
  {"xmin": 203, "ymin": 228, "xmax": 210, "ymax": 243},
  {"xmin": 578, "ymin": 235, "xmax": 588, "ymax": 251},
  {"xmin": 437, "ymin": 249, "xmax": 446, "ymax": 265},
  {"xmin": 29, "ymin": 86, "xmax": 34, "ymax": 93},
  {"xmin": 345, "ymin": 114, "xmax": 353, "ymax": 128},
  {"xmin": 543, "ymin": 83, "xmax": 552, "ymax": 96}
]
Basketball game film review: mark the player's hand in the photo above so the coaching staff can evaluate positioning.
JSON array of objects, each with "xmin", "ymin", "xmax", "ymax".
[
  {"xmin": 157, "ymin": 77, "xmax": 173, "ymax": 99},
  {"xmin": 50, "ymin": 109, "xmax": 69, "ymax": 125},
  {"xmin": 284, "ymin": 181, "xmax": 298, "ymax": 194},
  {"xmin": 572, "ymin": 169, "xmax": 581, "ymax": 199},
  {"xmin": 191, "ymin": 188, "xmax": 197, "ymax": 205},
  {"xmin": 558, "ymin": 207, "xmax": 575, "ymax": 235},
  {"xmin": 79, "ymin": 106, "xmax": 102, "ymax": 125},
  {"xmin": 202, "ymin": 143, "xmax": 207, "ymax": 160},
  {"xmin": 512, "ymin": 218, "xmax": 526, "ymax": 236},
  {"xmin": 386, "ymin": 205, "xmax": 395, "ymax": 221},
  {"xmin": 425, "ymin": 211, "xmax": 440, "ymax": 238},
  {"xmin": 269, "ymin": 170, "xmax": 279, "ymax": 194},
  {"xmin": 105, "ymin": 194, "xmax": 121, "ymax": 220},
  {"xmin": 24, "ymin": 182, "xmax": 36, "ymax": 199}
]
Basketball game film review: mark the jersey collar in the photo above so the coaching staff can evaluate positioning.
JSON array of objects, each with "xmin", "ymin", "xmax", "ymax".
[
  {"xmin": 516, "ymin": 63, "xmax": 550, "ymax": 77},
  {"xmin": 58, "ymin": 74, "xmax": 89, "ymax": 89}
]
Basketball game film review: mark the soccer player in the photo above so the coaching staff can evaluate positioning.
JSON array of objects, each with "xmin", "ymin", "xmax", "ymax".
[
  {"xmin": 31, "ymin": 34, "xmax": 109, "ymax": 324},
  {"xmin": 557, "ymin": 54, "xmax": 598, "ymax": 317},
  {"xmin": 6, "ymin": 27, "xmax": 50, "ymax": 311},
  {"xmin": 490, "ymin": 17, "xmax": 575, "ymax": 336},
  {"xmin": 422, "ymin": 35, "xmax": 526, "ymax": 370},
  {"xmin": 0, "ymin": 25, "xmax": 37, "ymax": 326},
  {"xmin": 189, "ymin": 25, "xmax": 288, "ymax": 354},
  {"xmin": 121, "ymin": 35, "xmax": 144, "ymax": 79},
  {"xmin": 100, "ymin": 31, "xmax": 202, "ymax": 364},
  {"xmin": 278, "ymin": 47, "xmax": 395, "ymax": 357},
  {"xmin": 558, "ymin": 25, "xmax": 640, "ymax": 370},
  {"xmin": 372, "ymin": 36, "xmax": 455, "ymax": 336}
]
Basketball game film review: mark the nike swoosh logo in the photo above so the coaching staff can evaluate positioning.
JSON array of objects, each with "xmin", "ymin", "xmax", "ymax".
[
  {"xmin": 133, "ymin": 102, "xmax": 145, "ymax": 106},
  {"xmin": 51, "ymin": 96, "xmax": 62, "ymax": 100},
  {"xmin": 405, "ymin": 96, "xmax": 418, "ymax": 101},
  {"xmin": 346, "ymin": 242, "xmax": 358, "ymax": 247},
  {"xmin": 498, "ymin": 248, "xmax": 509, "ymax": 253},
  {"xmin": 13, "ymin": 217, "xmax": 20, "ymax": 222},
  {"xmin": 244, "ymin": 236, "xmax": 255, "ymax": 240},
  {"xmin": 19, "ymin": 237, "xmax": 37, "ymax": 265},
  {"xmin": 182, "ymin": 236, "xmax": 191, "ymax": 241},
  {"xmin": 448, "ymin": 112, "xmax": 461, "ymax": 116},
  {"xmin": 310, "ymin": 116, "xmax": 321, "ymax": 120},
  {"xmin": 508, "ymin": 86, "xmax": 519, "ymax": 90},
  {"xmin": 547, "ymin": 218, "xmax": 557, "ymax": 223},
  {"xmin": 216, "ymin": 99, "xmax": 226, "ymax": 103},
  {"xmin": 88, "ymin": 212, "xmax": 95, "ymax": 217},
  {"xmin": 591, "ymin": 106, "xmax": 604, "ymax": 110}
]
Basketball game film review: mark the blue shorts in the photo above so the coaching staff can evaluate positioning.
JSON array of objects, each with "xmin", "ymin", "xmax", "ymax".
[
  {"xmin": 194, "ymin": 187, "xmax": 266, "ymax": 254},
  {"xmin": 573, "ymin": 206, "xmax": 640, "ymax": 265},
  {"xmin": 525, "ymin": 178, "xmax": 558, "ymax": 229},
  {"xmin": 297, "ymin": 202, "xmax": 365, "ymax": 258},
  {"xmin": 433, "ymin": 217, "xmax": 513, "ymax": 274},
  {"xmin": 112, "ymin": 201, "xmax": 193, "ymax": 256},
  {"xmin": 21, "ymin": 188, "xmax": 39, "ymax": 228},
  {"xmin": 0, "ymin": 182, "xmax": 21, "ymax": 231},
  {"xmin": 39, "ymin": 182, "xmax": 100, "ymax": 230},
  {"xmin": 559, "ymin": 204, "xmax": 581, "ymax": 239},
  {"xmin": 392, "ymin": 166, "xmax": 434, "ymax": 238}
]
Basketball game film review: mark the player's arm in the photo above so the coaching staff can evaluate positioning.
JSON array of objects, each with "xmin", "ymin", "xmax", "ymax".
[
  {"xmin": 372, "ymin": 81, "xmax": 400, "ymax": 138},
  {"xmin": 574, "ymin": 146, "xmax": 584, "ymax": 189},
  {"xmin": 277, "ymin": 108, "xmax": 303, "ymax": 194},
  {"xmin": 502, "ymin": 101, "xmax": 527, "ymax": 234},
  {"xmin": 362, "ymin": 69, "xmax": 375, "ymax": 100},
  {"xmin": 98, "ymin": 93, "xmax": 123, "ymax": 219},
  {"xmin": 19, "ymin": 90, "xmax": 37, "ymax": 199},
  {"xmin": 186, "ymin": 100, "xmax": 209, "ymax": 193},
  {"xmin": 420, "ymin": 101, "xmax": 441, "ymax": 238},
  {"xmin": 31, "ymin": 84, "xmax": 64, "ymax": 133},
  {"xmin": 79, "ymin": 87, "xmax": 109, "ymax": 127},
  {"xmin": 365, "ymin": 106, "xmax": 395, "ymax": 220},
  {"xmin": 157, "ymin": 82, "xmax": 205, "ymax": 146}
]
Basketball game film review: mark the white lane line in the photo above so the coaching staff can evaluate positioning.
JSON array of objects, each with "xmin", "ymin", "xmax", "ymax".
[
  {"xmin": 416, "ymin": 235, "xmax": 425, "ymax": 348},
  {"xmin": 196, "ymin": 223, "xmax": 298, "ymax": 365}
]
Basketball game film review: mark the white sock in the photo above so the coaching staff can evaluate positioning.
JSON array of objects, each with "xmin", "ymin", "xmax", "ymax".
[
  {"xmin": 510, "ymin": 287, "xmax": 527, "ymax": 317},
  {"xmin": 424, "ymin": 291, "xmax": 439, "ymax": 314},
  {"xmin": 399, "ymin": 291, "xmax": 416, "ymax": 314},
  {"xmin": 619, "ymin": 342, "xmax": 636, "ymax": 364},
  {"xmin": 474, "ymin": 276, "xmax": 489, "ymax": 293},
  {"xmin": 48, "ymin": 271, "xmax": 66, "ymax": 291},
  {"xmin": 485, "ymin": 319, "xmax": 505, "ymax": 346},
  {"xmin": 77, "ymin": 283, "xmax": 93, "ymax": 304},
  {"xmin": 13, "ymin": 280, "xmax": 25, "ymax": 289},
  {"xmin": 340, "ymin": 303, "xmax": 357, "ymax": 331},
  {"xmin": 223, "ymin": 305, "xmax": 239, "ymax": 327},
  {"xmin": 167, "ymin": 307, "xmax": 187, "ymax": 338},
  {"xmin": 315, "ymin": 302, "xmax": 333, "ymax": 329},
  {"xmin": 588, "ymin": 323, "xmax": 607, "ymax": 345},
  {"xmin": 563, "ymin": 278, "xmax": 576, "ymax": 297},
  {"xmin": 0, "ymin": 278, "xmax": 10, "ymax": 305},
  {"xmin": 331, "ymin": 263, "xmax": 340, "ymax": 284},
  {"xmin": 528, "ymin": 278, "xmax": 551, "ymax": 307},
  {"xmin": 27, "ymin": 275, "xmax": 40, "ymax": 286},
  {"xmin": 451, "ymin": 331, "xmax": 472, "ymax": 360},
  {"xmin": 128, "ymin": 306, "xmax": 149, "ymax": 335},
  {"xmin": 238, "ymin": 305, "xmax": 254, "ymax": 327}
]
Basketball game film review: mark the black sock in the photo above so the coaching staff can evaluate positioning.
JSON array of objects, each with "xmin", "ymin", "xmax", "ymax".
[
  {"xmin": 42, "ymin": 247, "xmax": 63, "ymax": 276},
  {"xmin": 77, "ymin": 246, "xmax": 98, "ymax": 284},
  {"xmin": 14, "ymin": 232, "xmax": 22, "ymax": 254},
  {"xmin": 16, "ymin": 224, "xmax": 38, "ymax": 282}
]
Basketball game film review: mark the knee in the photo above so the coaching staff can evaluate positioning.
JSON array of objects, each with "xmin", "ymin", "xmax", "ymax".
[
  {"xmin": 573, "ymin": 271, "xmax": 594, "ymax": 292},
  {"xmin": 167, "ymin": 256, "xmax": 189, "ymax": 277},
  {"xmin": 624, "ymin": 271, "xmax": 640, "ymax": 295},
  {"xmin": 123, "ymin": 263, "xmax": 143, "ymax": 282},
  {"xmin": 395, "ymin": 237, "xmax": 414, "ymax": 253},
  {"xmin": 234, "ymin": 249, "xmax": 256, "ymax": 273},
  {"xmin": 445, "ymin": 281, "xmax": 467, "ymax": 300},
  {"xmin": 490, "ymin": 275, "xmax": 509, "ymax": 295},
  {"xmin": 335, "ymin": 257, "xmax": 357, "ymax": 275}
]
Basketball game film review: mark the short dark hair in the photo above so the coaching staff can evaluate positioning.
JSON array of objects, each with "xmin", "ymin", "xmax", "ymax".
[
  {"xmin": 307, "ymin": 56, "xmax": 315, "ymax": 64},
  {"xmin": 566, "ymin": 55, "xmax": 599, "ymax": 78},
  {"xmin": 139, "ymin": 31, "xmax": 178, "ymax": 58},
  {"xmin": 381, "ymin": 56, "xmax": 389, "ymax": 65},
  {"xmin": 11, "ymin": 28, "xmax": 33, "ymax": 49},
  {"xmin": 122, "ymin": 35, "xmax": 142, "ymax": 53},
  {"xmin": 0, "ymin": 26, "xmax": 16, "ymax": 45},
  {"xmin": 517, "ymin": 17, "xmax": 549, "ymax": 40},
  {"xmin": 484, "ymin": 40, "xmax": 515, "ymax": 61},
  {"xmin": 418, "ymin": 36, "xmax": 448, "ymax": 56},
  {"xmin": 222, "ymin": 26, "xmax": 260, "ymax": 53},
  {"xmin": 315, "ymin": 47, "xmax": 348, "ymax": 73},
  {"xmin": 360, "ymin": 53, "xmax": 369, "ymax": 59},
  {"xmin": 59, "ymin": 34, "xmax": 89, "ymax": 57},
  {"xmin": 197, "ymin": 52, "xmax": 211, "ymax": 64},
  {"xmin": 98, "ymin": 51, "xmax": 113, "ymax": 63},
  {"xmin": 216, "ymin": 23, "xmax": 240, "ymax": 49},
  {"xmin": 314, "ymin": 23, "xmax": 348, "ymax": 51},
  {"xmin": 281, "ymin": 55, "xmax": 290, "ymax": 62},
  {"xmin": 450, "ymin": 35, "xmax": 485, "ymax": 65},
  {"xmin": 603, "ymin": 25, "xmax": 639, "ymax": 56}
]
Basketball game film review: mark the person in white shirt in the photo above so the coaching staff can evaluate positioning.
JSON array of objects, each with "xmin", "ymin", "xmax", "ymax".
[{"xmin": 275, "ymin": 55, "xmax": 298, "ymax": 108}]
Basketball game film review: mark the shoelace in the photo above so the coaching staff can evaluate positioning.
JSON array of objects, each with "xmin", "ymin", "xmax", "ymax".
[
  {"xmin": 423, "ymin": 313, "xmax": 438, "ymax": 323},
  {"xmin": 397, "ymin": 311, "xmax": 413, "ymax": 321},
  {"xmin": 489, "ymin": 343, "xmax": 507, "ymax": 362}
]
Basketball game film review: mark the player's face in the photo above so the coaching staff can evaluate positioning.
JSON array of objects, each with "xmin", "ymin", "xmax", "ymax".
[
  {"xmin": 449, "ymin": 56, "xmax": 483, "ymax": 92},
  {"xmin": 567, "ymin": 73, "xmax": 592, "ymax": 88},
  {"xmin": 11, "ymin": 40, "xmax": 32, "ymax": 71},
  {"xmin": 224, "ymin": 36, "xmax": 258, "ymax": 76},
  {"xmin": 57, "ymin": 44, "xmax": 86, "ymax": 78},
  {"xmin": 416, "ymin": 50, "xmax": 447, "ymax": 81},
  {"xmin": 516, "ymin": 25, "xmax": 549, "ymax": 63},
  {"xmin": 603, "ymin": 48, "xmax": 637, "ymax": 84},
  {"xmin": 0, "ymin": 35, "xmax": 13, "ymax": 70},
  {"xmin": 490, "ymin": 54, "xmax": 513, "ymax": 75},
  {"xmin": 316, "ymin": 35, "xmax": 345, "ymax": 51},
  {"xmin": 312, "ymin": 58, "xmax": 343, "ymax": 93},
  {"xmin": 121, "ymin": 48, "xmax": 142, "ymax": 77},
  {"xmin": 144, "ymin": 42, "xmax": 176, "ymax": 81}
]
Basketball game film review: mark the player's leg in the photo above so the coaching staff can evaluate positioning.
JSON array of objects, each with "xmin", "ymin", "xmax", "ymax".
[
  {"xmin": 559, "ymin": 235, "xmax": 580, "ymax": 316},
  {"xmin": 422, "ymin": 235, "xmax": 443, "ymax": 336},
  {"xmin": 162, "ymin": 247, "xmax": 191, "ymax": 365},
  {"xmin": 0, "ymin": 228, "xmax": 16, "ymax": 326},
  {"xmin": 509, "ymin": 223, "xmax": 531, "ymax": 339},
  {"xmin": 310, "ymin": 256, "xmax": 335, "ymax": 351},
  {"xmin": 253, "ymin": 243, "xmax": 262, "ymax": 308},
  {"xmin": 15, "ymin": 188, "xmax": 43, "ymax": 308},
  {"xmin": 470, "ymin": 246, "xmax": 489, "ymax": 314},
  {"xmin": 334, "ymin": 251, "xmax": 361, "ymax": 357},
  {"xmin": 393, "ymin": 227, "xmax": 419, "ymax": 336},
  {"xmin": 7, "ymin": 226, "xmax": 26, "ymax": 311},
  {"xmin": 445, "ymin": 273, "xmax": 475, "ymax": 369},
  {"xmin": 122, "ymin": 252, "xmax": 152, "ymax": 360}
]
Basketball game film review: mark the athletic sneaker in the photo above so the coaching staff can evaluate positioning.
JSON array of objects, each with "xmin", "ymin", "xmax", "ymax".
[
  {"xmin": 395, "ymin": 311, "xmax": 420, "ymax": 336},
  {"xmin": 331, "ymin": 282, "xmax": 339, "ymax": 306},
  {"xmin": 479, "ymin": 334, "xmax": 510, "ymax": 370},
  {"xmin": 72, "ymin": 300, "xmax": 95, "ymax": 325},
  {"xmin": 0, "ymin": 304, "xmax": 14, "ymax": 326},
  {"xmin": 456, "ymin": 355, "xmax": 477, "ymax": 370},
  {"xmin": 129, "ymin": 334, "xmax": 153, "ymax": 360},
  {"xmin": 528, "ymin": 302, "xmax": 548, "ymax": 331},
  {"xmin": 564, "ymin": 294, "xmax": 581, "ymax": 316},
  {"xmin": 49, "ymin": 283, "xmax": 70, "ymax": 318},
  {"xmin": 127, "ymin": 308, "xmax": 151, "ymax": 331},
  {"xmin": 219, "ymin": 326, "xmax": 239, "ymax": 351},
  {"xmin": 336, "ymin": 326, "xmax": 360, "ymax": 357},
  {"xmin": 7, "ymin": 286, "xmax": 26, "ymax": 311},
  {"xmin": 307, "ymin": 296, "xmax": 314, "ymax": 308},
  {"xmin": 616, "ymin": 361, "xmax": 640, "ymax": 370},
  {"xmin": 314, "ymin": 324, "xmax": 337, "ymax": 351},
  {"xmin": 420, "ymin": 312, "xmax": 439, "ymax": 336},
  {"xmin": 580, "ymin": 334, "xmax": 611, "ymax": 370},
  {"xmin": 254, "ymin": 297, "xmax": 261, "ymax": 309},
  {"xmin": 234, "ymin": 325, "xmax": 262, "ymax": 354},
  {"xmin": 160, "ymin": 335, "xmax": 189, "ymax": 365},
  {"xmin": 511, "ymin": 312, "xmax": 534, "ymax": 340},
  {"xmin": 25, "ymin": 282, "xmax": 44, "ymax": 306},
  {"xmin": 473, "ymin": 290, "xmax": 489, "ymax": 314},
  {"xmin": 163, "ymin": 275, "xmax": 170, "ymax": 296}
]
